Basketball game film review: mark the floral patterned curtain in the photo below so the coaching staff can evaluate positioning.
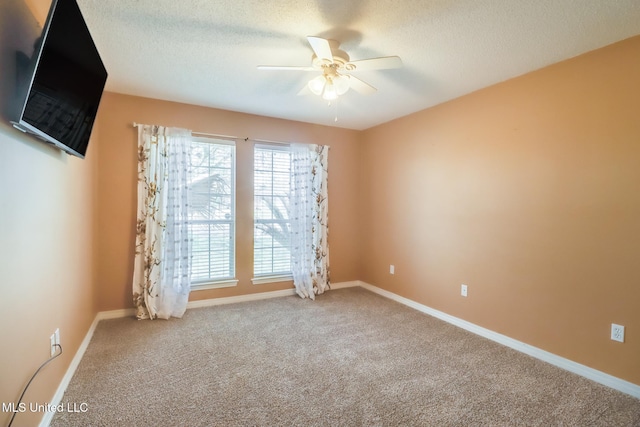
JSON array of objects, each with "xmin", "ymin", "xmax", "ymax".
[
  {"xmin": 290, "ymin": 143, "xmax": 330, "ymax": 299},
  {"xmin": 133, "ymin": 125, "xmax": 192, "ymax": 319}
]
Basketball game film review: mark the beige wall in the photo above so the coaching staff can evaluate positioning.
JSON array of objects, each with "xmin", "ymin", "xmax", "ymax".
[
  {"xmin": 359, "ymin": 36, "xmax": 640, "ymax": 385},
  {"xmin": 0, "ymin": 132, "xmax": 98, "ymax": 427},
  {"xmin": 1, "ymin": 2, "xmax": 638, "ymax": 422},
  {"xmin": 0, "ymin": 1, "xmax": 98, "ymax": 425},
  {"xmin": 95, "ymin": 93, "xmax": 361, "ymax": 311}
]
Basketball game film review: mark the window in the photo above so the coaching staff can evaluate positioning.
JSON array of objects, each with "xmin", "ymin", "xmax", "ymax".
[
  {"xmin": 253, "ymin": 144, "xmax": 292, "ymax": 280},
  {"xmin": 188, "ymin": 137, "xmax": 236, "ymax": 287}
]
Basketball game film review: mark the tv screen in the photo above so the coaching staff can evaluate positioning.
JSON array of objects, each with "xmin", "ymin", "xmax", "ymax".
[{"xmin": 12, "ymin": 0, "xmax": 107, "ymax": 159}]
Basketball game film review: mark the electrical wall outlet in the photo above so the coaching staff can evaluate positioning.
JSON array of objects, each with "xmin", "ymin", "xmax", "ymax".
[
  {"xmin": 50, "ymin": 332, "xmax": 56, "ymax": 356},
  {"xmin": 390, "ymin": 265, "xmax": 395, "ymax": 275},
  {"xmin": 50, "ymin": 328, "xmax": 60, "ymax": 356},
  {"xmin": 611, "ymin": 324, "xmax": 625, "ymax": 343},
  {"xmin": 461, "ymin": 284, "xmax": 468, "ymax": 297}
]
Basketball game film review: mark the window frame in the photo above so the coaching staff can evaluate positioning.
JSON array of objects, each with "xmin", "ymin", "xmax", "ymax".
[
  {"xmin": 188, "ymin": 136, "xmax": 238, "ymax": 290},
  {"xmin": 252, "ymin": 143, "xmax": 293, "ymax": 284}
]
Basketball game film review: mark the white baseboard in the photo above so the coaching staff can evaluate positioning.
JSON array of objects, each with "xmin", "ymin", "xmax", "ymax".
[
  {"xmin": 39, "ymin": 315, "xmax": 101, "ymax": 427},
  {"xmin": 357, "ymin": 280, "xmax": 640, "ymax": 399},
  {"xmin": 330, "ymin": 280, "xmax": 360, "ymax": 290},
  {"xmin": 187, "ymin": 288, "xmax": 296, "ymax": 309},
  {"xmin": 96, "ymin": 307, "xmax": 136, "ymax": 320},
  {"xmin": 187, "ymin": 280, "xmax": 359, "ymax": 308}
]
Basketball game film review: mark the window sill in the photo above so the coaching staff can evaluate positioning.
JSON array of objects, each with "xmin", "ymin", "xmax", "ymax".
[
  {"xmin": 191, "ymin": 279, "xmax": 239, "ymax": 291},
  {"xmin": 251, "ymin": 275, "xmax": 293, "ymax": 285}
]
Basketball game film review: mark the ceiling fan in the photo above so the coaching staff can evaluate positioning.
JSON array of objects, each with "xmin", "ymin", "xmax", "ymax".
[{"xmin": 257, "ymin": 36, "xmax": 402, "ymax": 101}]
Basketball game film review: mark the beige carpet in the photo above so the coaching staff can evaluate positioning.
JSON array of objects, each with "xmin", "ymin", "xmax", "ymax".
[{"xmin": 51, "ymin": 287, "xmax": 640, "ymax": 426}]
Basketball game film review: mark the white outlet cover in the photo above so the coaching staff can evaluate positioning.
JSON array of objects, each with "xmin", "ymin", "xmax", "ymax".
[
  {"xmin": 461, "ymin": 284, "xmax": 468, "ymax": 297},
  {"xmin": 390, "ymin": 265, "xmax": 395, "ymax": 275},
  {"xmin": 50, "ymin": 334, "xmax": 56, "ymax": 356},
  {"xmin": 611, "ymin": 324, "xmax": 625, "ymax": 343}
]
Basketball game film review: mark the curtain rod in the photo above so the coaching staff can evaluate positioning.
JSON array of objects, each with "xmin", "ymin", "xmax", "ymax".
[
  {"xmin": 133, "ymin": 123, "xmax": 239, "ymax": 140},
  {"xmin": 132, "ymin": 123, "xmax": 295, "ymax": 145},
  {"xmin": 192, "ymin": 131, "xmax": 239, "ymax": 140},
  {"xmin": 246, "ymin": 137, "xmax": 291, "ymax": 146}
]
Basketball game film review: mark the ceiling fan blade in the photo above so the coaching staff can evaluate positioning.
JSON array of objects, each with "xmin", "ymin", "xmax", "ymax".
[
  {"xmin": 257, "ymin": 65, "xmax": 315, "ymax": 71},
  {"xmin": 348, "ymin": 75, "xmax": 377, "ymax": 95},
  {"xmin": 297, "ymin": 85, "xmax": 311, "ymax": 96},
  {"xmin": 307, "ymin": 36, "xmax": 333, "ymax": 63},
  {"xmin": 346, "ymin": 56, "xmax": 403, "ymax": 71}
]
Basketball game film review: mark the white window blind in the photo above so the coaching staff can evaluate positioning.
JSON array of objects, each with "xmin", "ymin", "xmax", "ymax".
[
  {"xmin": 254, "ymin": 144, "xmax": 292, "ymax": 277},
  {"xmin": 188, "ymin": 137, "xmax": 235, "ymax": 283}
]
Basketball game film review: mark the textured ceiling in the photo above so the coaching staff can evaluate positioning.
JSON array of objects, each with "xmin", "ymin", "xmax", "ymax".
[{"xmin": 75, "ymin": 0, "xmax": 640, "ymax": 130}]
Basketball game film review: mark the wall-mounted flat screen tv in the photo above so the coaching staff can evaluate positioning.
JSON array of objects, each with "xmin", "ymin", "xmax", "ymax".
[{"xmin": 11, "ymin": 0, "xmax": 107, "ymax": 159}]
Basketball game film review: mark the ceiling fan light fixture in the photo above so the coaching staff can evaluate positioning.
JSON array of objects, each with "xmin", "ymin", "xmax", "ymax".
[
  {"xmin": 308, "ymin": 75, "xmax": 326, "ymax": 96},
  {"xmin": 322, "ymin": 81, "xmax": 338, "ymax": 101}
]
